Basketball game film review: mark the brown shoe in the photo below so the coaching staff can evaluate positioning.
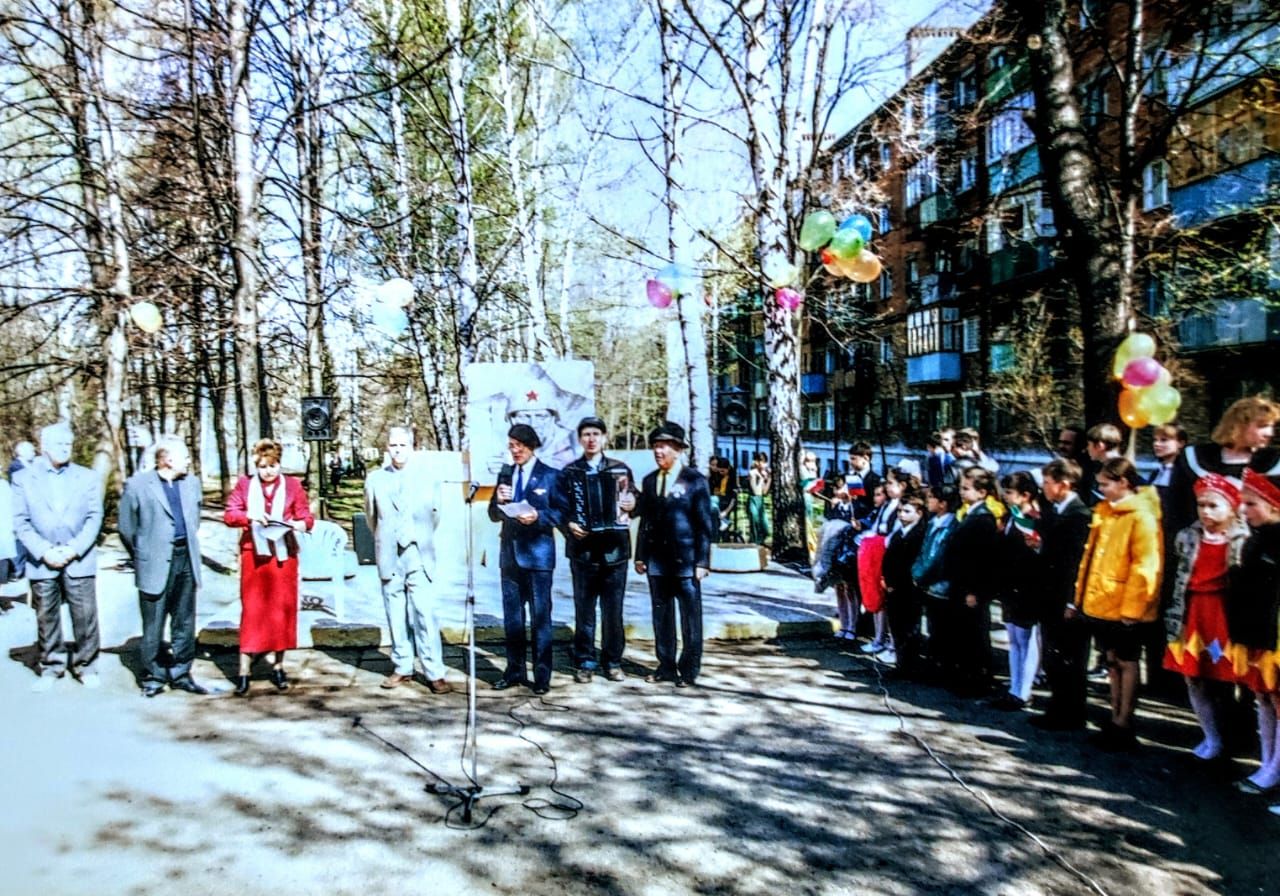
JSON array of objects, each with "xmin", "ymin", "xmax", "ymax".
[
  {"xmin": 381, "ymin": 673, "xmax": 412, "ymax": 689},
  {"xmin": 425, "ymin": 678, "xmax": 453, "ymax": 694},
  {"xmin": 605, "ymin": 667, "xmax": 625, "ymax": 682}
]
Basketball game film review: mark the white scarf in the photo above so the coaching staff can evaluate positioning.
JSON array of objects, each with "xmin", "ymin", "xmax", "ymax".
[{"xmin": 247, "ymin": 474, "xmax": 289, "ymax": 560}]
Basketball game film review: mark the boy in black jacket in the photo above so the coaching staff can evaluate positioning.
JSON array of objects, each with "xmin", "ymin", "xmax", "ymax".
[
  {"xmin": 882, "ymin": 490, "xmax": 928, "ymax": 675},
  {"xmin": 945, "ymin": 467, "xmax": 1003, "ymax": 697}
]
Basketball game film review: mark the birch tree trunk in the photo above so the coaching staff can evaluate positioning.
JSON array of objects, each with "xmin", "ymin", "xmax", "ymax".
[{"xmin": 229, "ymin": 0, "xmax": 265, "ymax": 460}]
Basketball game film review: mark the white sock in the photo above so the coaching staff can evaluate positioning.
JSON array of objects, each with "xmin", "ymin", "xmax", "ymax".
[{"xmin": 1186, "ymin": 679, "xmax": 1222, "ymax": 760}]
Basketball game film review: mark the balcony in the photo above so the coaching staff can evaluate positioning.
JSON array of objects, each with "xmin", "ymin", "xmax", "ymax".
[
  {"xmin": 1170, "ymin": 154, "xmax": 1280, "ymax": 229},
  {"xmin": 989, "ymin": 240, "xmax": 1055, "ymax": 284},
  {"xmin": 907, "ymin": 352, "xmax": 962, "ymax": 385},
  {"xmin": 1169, "ymin": 24, "xmax": 1280, "ymax": 107},
  {"xmin": 801, "ymin": 373, "xmax": 829, "ymax": 396},
  {"xmin": 1177, "ymin": 297, "xmax": 1280, "ymax": 351},
  {"xmin": 989, "ymin": 145, "xmax": 1040, "ymax": 194},
  {"xmin": 919, "ymin": 193, "xmax": 956, "ymax": 227},
  {"xmin": 984, "ymin": 59, "xmax": 1029, "ymax": 106}
]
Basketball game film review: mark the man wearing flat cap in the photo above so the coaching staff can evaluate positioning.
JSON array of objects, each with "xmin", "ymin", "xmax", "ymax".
[
  {"xmin": 553, "ymin": 416, "xmax": 638, "ymax": 683},
  {"xmin": 488, "ymin": 422, "xmax": 562, "ymax": 694},
  {"xmin": 634, "ymin": 421, "xmax": 715, "ymax": 687}
]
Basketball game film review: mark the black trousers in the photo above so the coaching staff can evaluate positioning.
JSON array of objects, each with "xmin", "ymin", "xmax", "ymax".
[
  {"xmin": 32, "ymin": 573, "xmax": 98, "ymax": 676},
  {"xmin": 886, "ymin": 586, "xmax": 925, "ymax": 672},
  {"xmin": 1042, "ymin": 612, "xmax": 1091, "ymax": 724},
  {"xmin": 648, "ymin": 574, "xmax": 702, "ymax": 683},
  {"xmin": 138, "ymin": 546, "xmax": 198, "ymax": 685},
  {"xmin": 570, "ymin": 560, "xmax": 627, "ymax": 671},
  {"xmin": 952, "ymin": 599, "xmax": 993, "ymax": 692}
]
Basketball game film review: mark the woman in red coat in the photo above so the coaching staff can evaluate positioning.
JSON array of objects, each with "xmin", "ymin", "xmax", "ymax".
[{"xmin": 224, "ymin": 438, "xmax": 314, "ymax": 696}]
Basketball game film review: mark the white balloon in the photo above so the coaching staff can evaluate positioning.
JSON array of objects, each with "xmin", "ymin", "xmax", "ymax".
[
  {"xmin": 129, "ymin": 301, "xmax": 162, "ymax": 334},
  {"xmin": 379, "ymin": 277, "xmax": 415, "ymax": 308}
]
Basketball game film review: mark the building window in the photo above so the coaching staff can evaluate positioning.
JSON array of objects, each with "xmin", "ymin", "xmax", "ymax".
[
  {"xmin": 907, "ymin": 306, "xmax": 960, "ymax": 356},
  {"xmin": 985, "ymin": 94, "xmax": 1036, "ymax": 162},
  {"xmin": 1142, "ymin": 159, "xmax": 1169, "ymax": 210},
  {"xmin": 1083, "ymin": 76, "xmax": 1109, "ymax": 130},
  {"xmin": 877, "ymin": 205, "xmax": 891, "ymax": 233},
  {"xmin": 962, "ymin": 393, "xmax": 982, "ymax": 429},
  {"xmin": 958, "ymin": 152, "xmax": 978, "ymax": 192},
  {"xmin": 1142, "ymin": 45, "xmax": 1168, "ymax": 101},
  {"xmin": 878, "ymin": 267, "xmax": 892, "ymax": 302},
  {"xmin": 1080, "ymin": 0, "xmax": 1106, "ymax": 28},
  {"xmin": 921, "ymin": 80, "xmax": 939, "ymax": 144},
  {"xmin": 879, "ymin": 335, "xmax": 894, "ymax": 364},
  {"xmin": 1144, "ymin": 276, "xmax": 1170, "ymax": 318},
  {"xmin": 879, "ymin": 141, "xmax": 892, "ymax": 169},
  {"xmin": 953, "ymin": 67, "xmax": 976, "ymax": 109},
  {"xmin": 906, "ymin": 255, "xmax": 919, "ymax": 289},
  {"xmin": 905, "ymin": 152, "xmax": 938, "ymax": 207},
  {"xmin": 962, "ymin": 317, "xmax": 981, "ymax": 354},
  {"xmin": 851, "ymin": 281, "xmax": 872, "ymax": 303},
  {"xmin": 989, "ymin": 343, "xmax": 1016, "ymax": 374}
]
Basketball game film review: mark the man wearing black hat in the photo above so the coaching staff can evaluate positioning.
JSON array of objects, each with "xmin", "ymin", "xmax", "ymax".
[
  {"xmin": 634, "ymin": 421, "xmax": 715, "ymax": 687},
  {"xmin": 552, "ymin": 417, "xmax": 638, "ymax": 683},
  {"xmin": 488, "ymin": 423, "xmax": 562, "ymax": 694}
]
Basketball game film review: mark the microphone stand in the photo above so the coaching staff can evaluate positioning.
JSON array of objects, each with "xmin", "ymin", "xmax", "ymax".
[{"xmin": 430, "ymin": 477, "xmax": 528, "ymax": 823}]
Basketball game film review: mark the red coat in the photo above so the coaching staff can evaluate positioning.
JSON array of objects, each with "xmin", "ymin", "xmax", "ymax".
[{"xmin": 224, "ymin": 475, "xmax": 315, "ymax": 653}]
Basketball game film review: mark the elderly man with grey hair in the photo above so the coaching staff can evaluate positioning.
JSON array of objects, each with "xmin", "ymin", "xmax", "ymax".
[
  {"xmin": 363, "ymin": 426, "xmax": 451, "ymax": 693},
  {"xmin": 12, "ymin": 423, "xmax": 103, "ymax": 691},
  {"xmin": 118, "ymin": 435, "xmax": 207, "ymax": 697}
]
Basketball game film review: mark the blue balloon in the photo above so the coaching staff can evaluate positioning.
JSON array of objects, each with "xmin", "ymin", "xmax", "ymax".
[{"xmin": 838, "ymin": 214, "xmax": 873, "ymax": 245}]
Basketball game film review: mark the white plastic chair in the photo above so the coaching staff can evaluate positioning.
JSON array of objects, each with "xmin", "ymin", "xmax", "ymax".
[{"xmin": 300, "ymin": 520, "xmax": 348, "ymax": 618}]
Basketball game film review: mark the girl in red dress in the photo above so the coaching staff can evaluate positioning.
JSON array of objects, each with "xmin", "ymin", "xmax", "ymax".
[
  {"xmin": 1163, "ymin": 473, "xmax": 1249, "ymax": 760},
  {"xmin": 224, "ymin": 438, "xmax": 315, "ymax": 696}
]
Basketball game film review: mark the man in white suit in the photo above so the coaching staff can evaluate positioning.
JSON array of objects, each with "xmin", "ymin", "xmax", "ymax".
[
  {"xmin": 364, "ymin": 426, "xmax": 451, "ymax": 693},
  {"xmin": 12, "ymin": 422, "xmax": 103, "ymax": 691},
  {"xmin": 118, "ymin": 436, "xmax": 207, "ymax": 697}
]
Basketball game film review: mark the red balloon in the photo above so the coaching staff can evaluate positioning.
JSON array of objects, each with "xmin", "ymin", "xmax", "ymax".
[
  {"xmin": 1122, "ymin": 357, "xmax": 1163, "ymax": 389},
  {"xmin": 820, "ymin": 248, "xmax": 836, "ymax": 267},
  {"xmin": 646, "ymin": 278, "xmax": 673, "ymax": 309}
]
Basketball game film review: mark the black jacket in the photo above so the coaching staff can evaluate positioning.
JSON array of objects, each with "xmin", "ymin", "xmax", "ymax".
[
  {"xmin": 1167, "ymin": 444, "xmax": 1280, "ymax": 537},
  {"xmin": 553, "ymin": 454, "xmax": 636, "ymax": 566},
  {"xmin": 944, "ymin": 503, "xmax": 1001, "ymax": 603},
  {"xmin": 1038, "ymin": 493, "xmax": 1092, "ymax": 624},
  {"xmin": 635, "ymin": 465, "xmax": 715, "ymax": 577},
  {"xmin": 882, "ymin": 521, "xmax": 926, "ymax": 595},
  {"xmin": 1228, "ymin": 522, "xmax": 1280, "ymax": 651}
]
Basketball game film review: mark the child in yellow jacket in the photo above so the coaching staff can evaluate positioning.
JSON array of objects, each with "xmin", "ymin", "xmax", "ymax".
[{"xmin": 1074, "ymin": 457, "xmax": 1163, "ymax": 751}]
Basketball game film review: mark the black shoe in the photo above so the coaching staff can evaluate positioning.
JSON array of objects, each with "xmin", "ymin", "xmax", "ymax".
[
  {"xmin": 270, "ymin": 668, "xmax": 289, "ymax": 692},
  {"xmin": 233, "ymin": 676, "xmax": 251, "ymax": 697},
  {"xmin": 141, "ymin": 681, "xmax": 165, "ymax": 698},
  {"xmin": 492, "ymin": 677, "xmax": 525, "ymax": 691},
  {"xmin": 170, "ymin": 676, "xmax": 209, "ymax": 695}
]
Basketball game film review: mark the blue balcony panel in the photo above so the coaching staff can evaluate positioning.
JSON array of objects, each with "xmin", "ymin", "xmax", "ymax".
[
  {"xmin": 1178, "ymin": 297, "xmax": 1280, "ymax": 351},
  {"xmin": 1170, "ymin": 155, "xmax": 1280, "ymax": 228},
  {"xmin": 989, "ymin": 145, "xmax": 1040, "ymax": 195},
  {"xmin": 801, "ymin": 372, "xmax": 829, "ymax": 396},
  {"xmin": 907, "ymin": 352, "xmax": 961, "ymax": 385}
]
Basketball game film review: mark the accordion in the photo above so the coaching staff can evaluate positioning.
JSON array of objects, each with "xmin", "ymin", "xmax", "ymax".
[{"xmin": 566, "ymin": 464, "xmax": 632, "ymax": 532}]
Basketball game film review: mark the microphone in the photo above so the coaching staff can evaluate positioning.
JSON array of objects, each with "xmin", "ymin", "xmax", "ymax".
[{"xmin": 467, "ymin": 481, "xmax": 480, "ymax": 502}]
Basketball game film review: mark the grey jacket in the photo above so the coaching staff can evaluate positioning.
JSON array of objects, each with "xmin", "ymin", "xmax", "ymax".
[
  {"xmin": 0, "ymin": 479, "xmax": 15, "ymax": 562},
  {"xmin": 12, "ymin": 459, "xmax": 103, "ymax": 579},
  {"xmin": 364, "ymin": 464, "xmax": 440, "ymax": 582},
  {"xmin": 118, "ymin": 470, "xmax": 203, "ymax": 594}
]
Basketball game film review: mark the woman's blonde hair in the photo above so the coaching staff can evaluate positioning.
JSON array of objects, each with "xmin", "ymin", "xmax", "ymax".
[
  {"xmin": 252, "ymin": 438, "xmax": 283, "ymax": 466},
  {"xmin": 1211, "ymin": 396, "xmax": 1279, "ymax": 448}
]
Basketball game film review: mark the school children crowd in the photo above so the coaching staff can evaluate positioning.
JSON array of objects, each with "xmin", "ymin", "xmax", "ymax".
[{"xmin": 812, "ymin": 399, "xmax": 1280, "ymax": 819}]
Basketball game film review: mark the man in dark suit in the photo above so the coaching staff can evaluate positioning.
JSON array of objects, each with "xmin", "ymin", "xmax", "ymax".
[
  {"xmin": 118, "ymin": 436, "xmax": 207, "ymax": 697},
  {"xmin": 488, "ymin": 423, "xmax": 561, "ymax": 694},
  {"xmin": 553, "ymin": 416, "xmax": 637, "ymax": 683},
  {"xmin": 12, "ymin": 422, "xmax": 103, "ymax": 691},
  {"xmin": 1032, "ymin": 458, "xmax": 1094, "ymax": 731},
  {"xmin": 635, "ymin": 422, "xmax": 715, "ymax": 688}
]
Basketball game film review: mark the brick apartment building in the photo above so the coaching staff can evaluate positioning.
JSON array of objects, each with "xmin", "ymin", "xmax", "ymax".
[{"xmin": 717, "ymin": 0, "xmax": 1278, "ymax": 465}]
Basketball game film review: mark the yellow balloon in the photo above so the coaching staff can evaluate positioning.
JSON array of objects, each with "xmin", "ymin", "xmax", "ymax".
[
  {"xmin": 1113, "ymin": 332, "xmax": 1157, "ymax": 379},
  {"xmin": 129, "ymin": 301, "xmax": 162, "ymax": 334},
  {"xmin": 1136, "ymin": 383, "xmax": 1181, "ymax": 426},
  {"xmin": 844, "ymin": 250, "xmax": 882, "ymax": 284},
  {"xmin": 1118, "ymin": 388, "xmax": 1150, "ymax": 428}
]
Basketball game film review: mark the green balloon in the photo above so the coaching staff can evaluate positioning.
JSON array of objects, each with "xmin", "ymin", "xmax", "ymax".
[
  {"xmin": 828, "ymin": 226, "xmax": 865, "ymax": 260},
  {"xmin": 798, "ymin": 211, "xmax": 837, "ymax": 252}
]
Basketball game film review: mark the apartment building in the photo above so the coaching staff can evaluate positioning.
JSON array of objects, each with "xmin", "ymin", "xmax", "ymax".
[{"xmin": 720, "ymin": 0, "xmax": 1279, "ymax": 454}]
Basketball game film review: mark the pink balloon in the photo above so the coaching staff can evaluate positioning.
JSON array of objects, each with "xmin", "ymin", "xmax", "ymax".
[
  {"xmin": 775, "ymin": 287, "xmax": 803, "ymax": 311},
  {"xmin": 647, "ymin": 278, "xmax": 673, "ymax": 309},
  {"xmin": 1122, "ymin": 357, "xmax": 1164, "ymax": 388}
]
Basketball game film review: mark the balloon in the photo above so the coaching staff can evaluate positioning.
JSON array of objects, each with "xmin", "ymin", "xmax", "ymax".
[
  {"xmin": 820, "ymin": 248, "xmax": 836, "ymax": 267},
  {"xmin": 1121, "ymin": 357, "xmax": 1164, "ymax": 388},
  {"xmin": 822, "ymin": 261, "xmax": 844, "ymax": 278},
  {"xmin": 646, "ymin": 278, "xmax": 673, "ymax": 309},
  {"xmin": 379, "ymin": 277, "xmax": 415, "ymax": 308},
  {"xmin": 657, "ymin": 262, "xmax": 698, "ymax": 298},
  {"xmin": 762, "ymin": 251, "xmax": 799, "ymax": 288},
  {"xmin": 775, "ymin": 287, "xmax": 803, "ymax": 311},
  {"xmin": 1137, "ymin": 383, "xmax": 1181, "ymax": 426},
  {"xmin": 838, "ymin": 214, "xmax": 874, "ymax": 246},
  {"xmin": 129, "ymin": 301, "xmax": 162, "ymax": 334},
  {"xmin": 371, "ymin": 303, "xmax": 409, "ymax": 336},
  {"xmin": 844, "ymin": 249, "xmax": 883, "ymax": 284},
  {"xmin": 1112, "ymin": 332, "xmax": 1157, "ymax": 378},
  {"xmin": 798, "ymin": 210, "xmax": 837, "ymax": 251},
  {"xmin": 827, "ymin": 227, "xmax": 865, "ymax": 260},
  {"xmin": 1155, "ymin": 366, "xmax": 1173, "ymax": 387},
  {"xmin": 1118, "ymin": 388, "xmax": 1150, "ymax": 429}
]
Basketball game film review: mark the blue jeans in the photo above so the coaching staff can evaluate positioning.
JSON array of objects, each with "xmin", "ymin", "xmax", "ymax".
[{"xmin": 500, "ymin": 566, "xmax": 554, "ymax": 687}]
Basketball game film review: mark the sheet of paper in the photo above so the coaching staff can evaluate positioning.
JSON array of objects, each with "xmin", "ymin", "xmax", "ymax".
[{"xmin": 498, "ymin": 501, "xmax": 536, "ymax": 518}]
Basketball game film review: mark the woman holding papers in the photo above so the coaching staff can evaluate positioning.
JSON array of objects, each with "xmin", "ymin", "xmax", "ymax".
[{"xmin": 224, "ymin": 438, "xmax": 315, "ymax": 696}]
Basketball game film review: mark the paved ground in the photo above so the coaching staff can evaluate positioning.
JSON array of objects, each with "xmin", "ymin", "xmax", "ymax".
[{"xmin": 1, "ymin": 516, "xmax": 1276, "ymax": 894}]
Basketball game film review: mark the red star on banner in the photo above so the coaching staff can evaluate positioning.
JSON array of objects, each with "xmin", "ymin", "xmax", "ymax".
[{"xmin": 526, "ymin": 390, "xmax": 538, "ymax": 402}]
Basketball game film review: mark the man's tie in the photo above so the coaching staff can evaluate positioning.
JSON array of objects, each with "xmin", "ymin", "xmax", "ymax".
[
  {"xmin": 515, "ymin": 465, "xmax": 525, "ymax": 502},
  {"xmin": 658, "ymin": 471, "xmax": 667, "ymax": 498}
]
